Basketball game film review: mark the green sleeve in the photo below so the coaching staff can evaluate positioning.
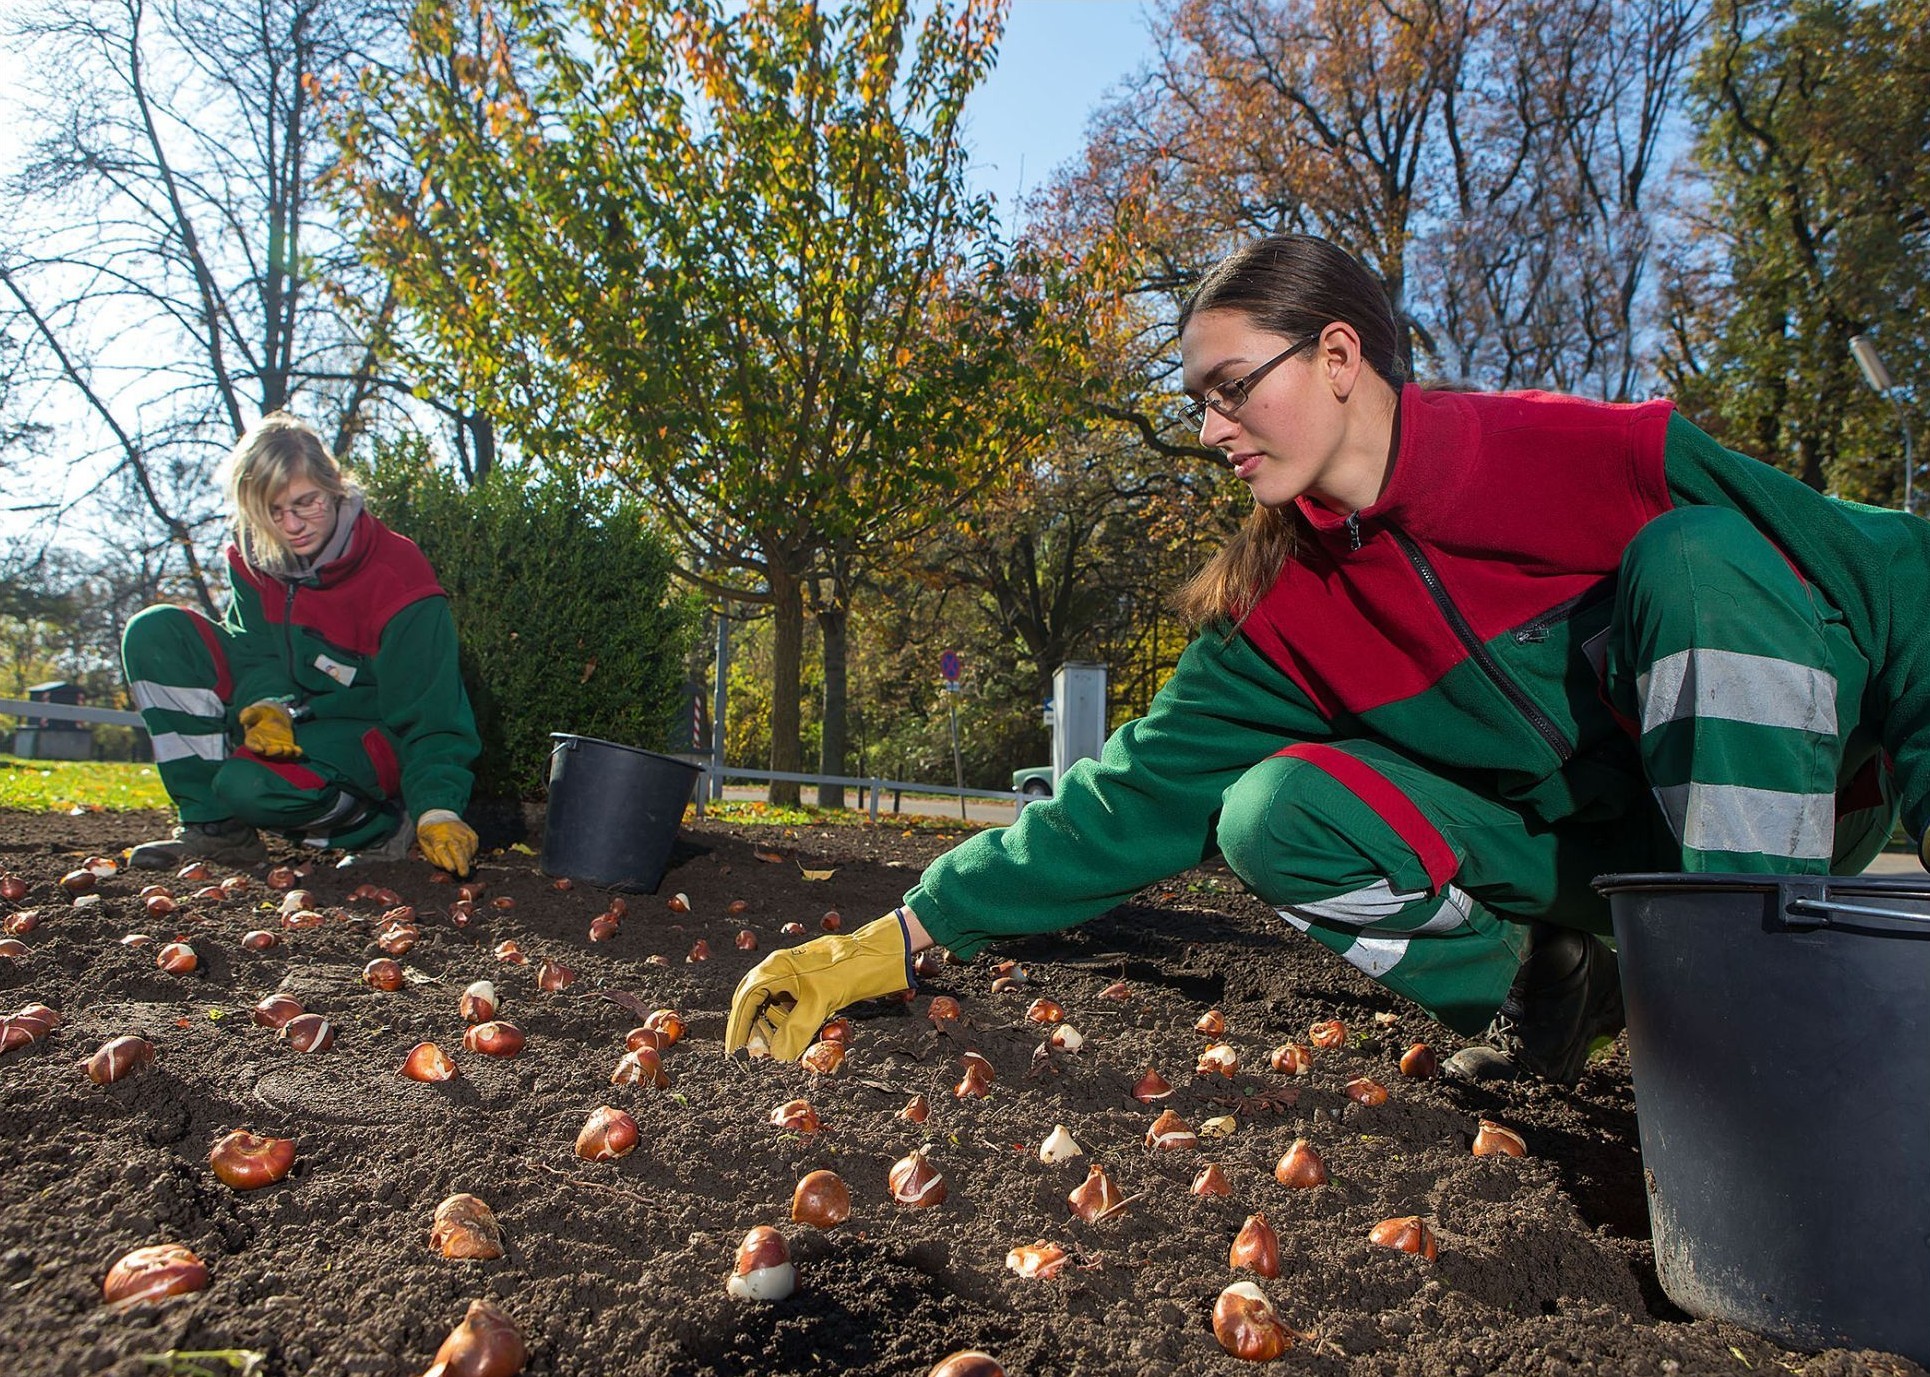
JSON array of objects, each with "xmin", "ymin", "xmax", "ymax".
[
  {"xmin": 222, "ymin": 577, "xmax": 298, "ymax": 712},
  {"xmin": 375, "ymin": 597, "xmax": 480, "ymax": 817},
  {"xmin": 1663, "ymin": 413, "xmax": 1930, "ymax": 839},
  {"xmin": 904, "ymin": 626, "xmax": 1332, "ymax": 958}
]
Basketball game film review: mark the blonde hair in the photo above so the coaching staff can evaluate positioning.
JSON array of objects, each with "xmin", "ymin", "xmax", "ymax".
[
  {"xmin": 226, "ymin": 413, "xmax": 354, "ymax": 572},
  {"xmin": 1170, "ymin": 505, "xmax": 1305, "ymax": 630}
]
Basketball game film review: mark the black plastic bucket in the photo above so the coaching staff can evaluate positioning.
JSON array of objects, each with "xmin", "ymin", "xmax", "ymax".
[
  {"xmin": 1594, "ymin": 872, "xmax": 1930, "ymax": 1362},
  {"xmin": 542, "ymin": 733, "xmax": 701, "ymax": 893}
]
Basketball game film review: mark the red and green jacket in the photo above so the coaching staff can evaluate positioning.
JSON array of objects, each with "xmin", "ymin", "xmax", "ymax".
[
  {"xmin": 906, "ymin": 385, "xmax": 1930, "ymax": 958},
  {"xmin": 224, "ymin": 510, "xmax": 479, "ymax": 817}
]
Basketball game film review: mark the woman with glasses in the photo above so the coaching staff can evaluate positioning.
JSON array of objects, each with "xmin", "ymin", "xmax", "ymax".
[
  {"xmin": 122, "ymin": 412, "xmax": 482, "ymax": 877},
  {"xmin": 729, "ymin": 233, "xmax": 1919, "ymax": 1084}
]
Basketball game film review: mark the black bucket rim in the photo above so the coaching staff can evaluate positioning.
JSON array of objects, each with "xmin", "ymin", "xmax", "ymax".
[
  {"xmin": 548, "ymin": 731, "xmax": 703, "ymax": 773},
  {"xmin": 1594, "ymin": 870, "xmax": 1930, "ymax": 899}
]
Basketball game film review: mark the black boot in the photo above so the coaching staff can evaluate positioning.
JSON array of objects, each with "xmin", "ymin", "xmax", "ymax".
[
  {"xmin": 128, "ymin": 818, "xmax": 267, "ymax": 870},
  {"xmin": 1445, "ymin": 923, "xmax": 1623, "ymax": 1085}
]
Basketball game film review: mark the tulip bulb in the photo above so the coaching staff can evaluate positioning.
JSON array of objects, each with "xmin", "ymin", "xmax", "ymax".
[
  {"xmin": 1309, "ymin": 1019, "xmax": 1347, "ymax": 1049},
  {"xmin": 85, "ymin": 1035, "xmax": 156, "ymax": 1085},
  {"xmin": 1274, "ymin": 1138, "xmax": 1328, "ymax": 1189},
  {"xmin": 726, "ymin": 1225, "xmax": 795, "ymax": 1301},
  {"xmin": 801, "ymin": 1040, "xmax": 846, "ymax": 1075},
  {"xmin": 1146, "ymin": 1108, "xmax": 1198, "ymax": 1151},
  {"xmin": 1005, "ymin": 1240, "xmax": 1069, "ymax": 1279},
  {"xmin": 1067, "ymin": 1162, "xmax": 1124, "ymax": 1222},
  {"xmin": 209, "ymin": 1130, "xmax": 296, "ymax": 1190},
  {"xmin": 820, "ymin": 910, "xmax": 841, "ymax": 932},
  {"xmin": 1025, "ymin": 997, "xmax": 1065, "ymax": 1024},
  {"xmin": 1199, "ymin": 1115, "xmax": 1237, "ymax": 1139},
  {"xmin": 930, "ymin": 1354, "xmax": 1005, "ymax": 1377},
  {"xmin": 643, "ymin": 1009, "xmax": 685, "ymax": 1045},
  {"xmin": 1399, "ymin": 1042, "xmax": 1439, "ymax": 1078},
  {"xmin": 576, "ymin": 1106, "xmax": 639, "ymax": 1161},
  {"xmin": 1368, "ymin": 1214, "xmax": 1439, "ymax": 1260},
  {"xmin": 1344, "ymin": 1076, "xmax": 1389, "ymax": 1106},
  {"xmin": 375, "ymin": 925, "xmax": 418, "ymax": 956},
  {"xmin": 1212, "ymin": 1280, "xmax": 1294, "ymax": 1361},
  {"xmin": 612, "ymin": 1046, "xmax": 667, "ymax": 1088},
  {"xmin": 240, "ymin": 930, "xmax": 280, "ymax": 951},
  {"xmin": 460, "ymin": 981, "xmax": 497, "ymax": 1023},
  {"xmin": 281, "ymin": 908, "xmax": 325, "ymax": 930},
  {"xmin": 102, "ymin": 1243, "xmax": 208, "ymax": 1305},
  {"xmin": 780, "ymin": 921, "xmax": 806, "ymax": 936},
  {"xmin": 494, "ymin": 940, "xmax": 526, "ymax": 965},
  {"xmin": 769, "ymin": 1099, "xmax": 820, "ymax": 1133},
  {"xmin": 735, "ymin": 930, "xmax": 758, "ymax": 951},
  {"xmin": 421, "ymin": 1298, "xmax": 525, "ymax": 1377},
  {"xmin": 1230, "ymin": 1212, "xmax": 1281, "ymax": 1278},
  {"xmin": 666, "ymin": 892, "xmax": 690, "ymax": 913},
  {"xmin": 1047, "ymin": 1023, "xmax": 1084, "ymax": 1052},
  {"xmin": 1196, "ymin": 1043, "xmax": 1238, "ymax": 1077},
  {"xmin": 954, "ymin": 1059, "xmax": 992, "ymax": 1099},
  {"xmin": 727, "ymin": 898, "xmax": 748, "ymax": 914},
  {"xmin": 1130, "ymin": 1068, "xmax": 1172, "ymax": 1103},
  {"xmin": 888, "ymin": 1148, "xmax": 947, "ymax": 1207},
  {"xmin": 430, "ymin": 1193, "xmax": 505, "ymax": 1260},
  {"xmin": 0, "ymin": 937, "xmax": 28, "ymax": 961},
  {"xmin": 791, "ymin": 1169, "xmax": 851, "ymax": 1228},
  {"xmin": 59, "ymin": 869, "xmax": 95, "ymax": 895},
  {"xmin": 1192, "ymin": 1163, "xmax": 1232, "ymax": 1197},
  {"xmin": 1038, "ymin": 1124, "xmax": 1083, "ymax": 1164},
  {"xmin": 4, "ymin": 910, "xmax": 41, "ymax": 935},
  {"xmin": 898, "ymin": 1093, "xmax": 929, "ymax": 1124},
  {"xmin": 0, "ymin": 873, "xmax": 26, "ymax": 901},
  {"xmin": 144, "ymin": 894, "xmax": 177, "ymax": 919},
  {"xmin": 1099, "ymin": 980, "xmax": 1131, "ymax": 1000},
  {"xmin": 1195, "ymin": 1008, "xmax": 1227, "ymax": 1036},
  {"xmin": 536, "ymin": 959, "xmax": 576, "ymax": 991},
  {"xmin": 1471, "ymin": 1119, "xmax": 1528, "ymax": 1158},
  {"xmin": 587, "ymin": 915, "xmax": 619, "ymax": 942},
  {"xmin": 927, "ymin": 995, "xmax": 962, "ymax": 1022},
  {"xmin": 462, "ymin": 1021, "xmax": 525, "ymax": 1057},
  {"xmin": 364, "ymin": 958, "xmax": 405, "ymax": 991},
  {"xmin": 279, "ymin": 1013, "xmax": 335, "ymax": 1053},
  {"xmin": 400, "ymin": 1042, "xmax": 459, "ymax": 1081},
  {"xmin": 156, "ymin": 942, "xmax": 198, "ymax": 975}
]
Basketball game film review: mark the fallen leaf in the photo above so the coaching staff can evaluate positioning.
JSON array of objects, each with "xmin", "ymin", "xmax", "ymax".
[
  {"xmin": 594, "ymin": 989, "xmax": 653, "ymax": 1019},
  {"xmin": 510, "ymin": 843, "xmax": 536, "ymax": 855},
  {"xmin": 799, "ymin": 865, "xmax": 837, "ymax": 881},
  {"xmin": 753, "ymin": 847, "xmax": 785, "ymax": 864}
]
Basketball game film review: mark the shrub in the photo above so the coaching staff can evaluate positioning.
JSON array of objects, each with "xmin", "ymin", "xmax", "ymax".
[{"xmin": 360, "ymin": 439, "xmax": 699, "ymax": 802}]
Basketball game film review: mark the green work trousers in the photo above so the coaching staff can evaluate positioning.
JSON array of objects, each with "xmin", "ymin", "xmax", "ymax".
[
  {"xmin": 121, "ymin": 604, "xmax": 403, "ymax": 850},
  {"xmin": 1215, "ymin": 507, "xmax": 1896, "ymax": 1033}
]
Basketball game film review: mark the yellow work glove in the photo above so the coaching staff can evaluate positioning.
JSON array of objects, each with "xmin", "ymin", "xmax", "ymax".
[
  {"xmin": 417, "ymin": 809, "xmax": 478, "ymax": 877},
  {"xmin": 239, "ymin": 702, "xmax": 303, "ymax": 758},
  {"xmin": 726, "ymin": 911, "xmax": 915, "ymax": 1061}
]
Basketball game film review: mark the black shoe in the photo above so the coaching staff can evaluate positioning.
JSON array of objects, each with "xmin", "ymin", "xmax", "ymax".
[
  {"xmin": 1445, "ymin": 923, "xmax": 1623, "ymax": 1086},
  {"xmin": 128, "ymin": 818, "xmax": 267, "ymax": 870}
]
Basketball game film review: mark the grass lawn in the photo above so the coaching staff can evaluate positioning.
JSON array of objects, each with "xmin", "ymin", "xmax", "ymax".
[{"xmin": 0, "ymin": 756, "xmax": 172, "ymax": 813}]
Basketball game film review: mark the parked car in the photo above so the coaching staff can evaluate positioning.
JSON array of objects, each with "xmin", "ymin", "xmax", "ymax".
[{"xmin": 1012, "ymin": 766, "xmax": 1054, "ymax": 799}]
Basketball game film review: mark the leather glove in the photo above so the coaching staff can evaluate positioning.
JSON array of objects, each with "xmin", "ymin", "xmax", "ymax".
[
  {"xmin": 726, "ymin": 911, "xmax": 915, "ymax": 1061},
  {"xmin": 239, "ymin": 702, "xmax": 303, "ymax": 758},
  {"xmin": 417, "ymin": 809, "xmax": 478, "ymax": 877}
]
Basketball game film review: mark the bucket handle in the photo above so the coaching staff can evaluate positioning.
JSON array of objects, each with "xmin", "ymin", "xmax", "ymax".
[{"xmin": 1783, "ymin": 895, "xmax": 1930, "ymax": 936}]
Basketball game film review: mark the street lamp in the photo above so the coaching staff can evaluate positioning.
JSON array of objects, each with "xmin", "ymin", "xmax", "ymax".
[{"xmin": 1849, "ymin": 334, "xmax": 1915, "ymax": 514}]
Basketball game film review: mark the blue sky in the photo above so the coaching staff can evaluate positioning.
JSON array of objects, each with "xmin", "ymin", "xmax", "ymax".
[{"xmin": 962, "ymin": 2, "xmax": 1162, "ymax": 212}]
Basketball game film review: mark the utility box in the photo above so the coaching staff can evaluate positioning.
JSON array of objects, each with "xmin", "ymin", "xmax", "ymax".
[{"xmin": 1050, "ymin": 662, "xmax": 1108, "ymax": 784}]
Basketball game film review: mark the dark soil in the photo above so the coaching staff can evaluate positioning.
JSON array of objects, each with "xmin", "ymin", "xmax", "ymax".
[{"xmin": 0, "ymin": 807, "xmax": 1921, "ymax": 1377}]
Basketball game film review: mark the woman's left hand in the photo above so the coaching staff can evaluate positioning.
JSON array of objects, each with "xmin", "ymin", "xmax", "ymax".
[{"xmin": 418, "ymin": 810, "xmax": 479, "ymax": 876}]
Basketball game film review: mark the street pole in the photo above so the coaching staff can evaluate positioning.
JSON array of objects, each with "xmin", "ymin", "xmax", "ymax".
[
  {"xmin": 948, "ymin": 692, "xmax": 966, "ymax": 822},
  {"xmin": 711, "ymin": 611, "xmax": 730, "ymax": 801},
  {"xmin": 1850, "ymin": 335, "xmax": 1916, "ymax": 514}
]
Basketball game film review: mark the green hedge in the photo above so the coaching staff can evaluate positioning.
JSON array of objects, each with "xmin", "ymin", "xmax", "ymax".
[{"xmin": 361, "ymin": 439, "xmax": 699, "ymax": 801}]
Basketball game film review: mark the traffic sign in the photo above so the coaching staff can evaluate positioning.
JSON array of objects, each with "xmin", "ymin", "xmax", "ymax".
[{"xmin": 940, "ymin": 650, "xmax": 961, "ymax": 682}]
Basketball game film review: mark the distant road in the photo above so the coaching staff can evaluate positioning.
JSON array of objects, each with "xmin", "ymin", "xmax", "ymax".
[{"xmin": 713, "ymin": 783, "xmax": 1025, "ymax": 827}]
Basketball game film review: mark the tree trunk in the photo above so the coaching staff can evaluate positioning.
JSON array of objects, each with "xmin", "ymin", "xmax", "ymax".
[
  {"xmin": 768, "ymin": 562, "xmax": 804, "ymax": 807},
  {"xmin": 816, "ymin": 593, "xmax": 848, "ymax": 810}
]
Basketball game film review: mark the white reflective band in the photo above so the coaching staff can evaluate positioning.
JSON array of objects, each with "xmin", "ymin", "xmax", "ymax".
[
  {"xmin": 1653, "ymin": 782, "xmax": 1835, "ymax": 860},
  {"xmin": 131, "ymin": 680, "xmax": 225, "ymax": 719},
  {"xmin": 151, "ymin": 731, "xmax": 226, "ymax": 764},
  {"xmin": 1637, "ymin": 649, "xmax": 1837, "ymax": 736},
  {"xmin": 1284, "ymin": 882, "xmax": 1473, "ymax": 934}
]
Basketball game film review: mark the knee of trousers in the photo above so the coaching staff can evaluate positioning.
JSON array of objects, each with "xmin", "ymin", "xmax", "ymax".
[
  {"xmin": 211, "ymin": 756, "xmax": 338, "ymax": 828},
  {"xmin": 1619, "ymin": 506, "xmax": 1784, "ymax": 599},
  {"xmin": 122, "ymin": 604, "xmax": 227, "ymax": 685},
  {"xmin": 1217, "ymin": 751, "xmax": 1382, "ymax": 903}
]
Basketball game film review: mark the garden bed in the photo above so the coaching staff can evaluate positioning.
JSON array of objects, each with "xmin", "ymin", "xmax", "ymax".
[{"xmin": 0, "ymin": 807, "xmax": 1920, "ymax": 1376}]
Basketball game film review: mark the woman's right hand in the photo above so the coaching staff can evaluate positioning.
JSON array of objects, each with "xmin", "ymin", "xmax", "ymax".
[
  {"xmin": 239, "ymin": 702, "xmax": 303, "ymax": 758},
  {"xmin": 726, "ymin": 910, "xmax": 920, "ymax": 1060}
]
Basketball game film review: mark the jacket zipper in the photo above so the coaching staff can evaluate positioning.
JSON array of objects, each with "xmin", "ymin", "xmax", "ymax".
[
  {"xmin": 280, "ymin": 583, "xmax": 305, "ymax": 712},
  {"xmin": 1385, "ymin": 526, "xmax": 1574, "ymax": 762},
  {"xmin": 1510, "ymin": 589, "xmax": 1599, "ymax": 644}
]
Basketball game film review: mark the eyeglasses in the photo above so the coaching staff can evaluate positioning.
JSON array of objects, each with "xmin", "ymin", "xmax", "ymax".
[
  {"xmin": 269, "ymin": 491, "xmax": 334, "ymax": 525},
  {"xmin": 1183, "ymin": 335, "xmax": 1317, "ymax": 428}
]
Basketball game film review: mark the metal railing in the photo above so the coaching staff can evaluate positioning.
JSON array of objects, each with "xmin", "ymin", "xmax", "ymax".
[{"xmin": 0, "ymin": 698, "xmax": 143, "ymax": 727}]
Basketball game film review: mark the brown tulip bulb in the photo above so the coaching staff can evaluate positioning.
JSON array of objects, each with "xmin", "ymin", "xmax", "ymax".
[
  {"xmin": 817, "ymin": 1016, "xmax": 852, "ymax": 1043},
  {"xmin": 252, "ymin": 993, "xmax": 305, "ymax": 1029},
  {"xmin": 587, "ymin": 915, "xmax": 619, "ymax": 942},
  {"xmin": 781, "ymin": 921, "xmax": 806, "ymax": 936},
  {"xmin": 1099, "ymin": 980, "xmax": 1131, "ymax": 1000},
  {"xmin": 820, "ymin": 910, "xmax": 841, "ymax": 932},
  {"xmin": 1471, "ymin": 1120, "xmax": 1528, "ymax": 1158},
  {"xmin": 1067, "ymin": 1162, "xmax": 1125, "ymax": 1222},
  {"xmin": 0, "ymin": 937, "xmax": 29, "ymax": 960},
  {"xmin": 1025, "ymin": 998, "xmax": 1065, "ymax": 1024},
  {"xmin": 1309, "ymin": 1019, "xmax": 1347, "ymax": 1049},
  {"xmin": 102, "ymin": 1243, "xmax": 208, "ymax": 1305},
  {"xmin": 1195, "ymin": 1008, "xmax": 1227, "ymax": 1036},
  {"xmin": 462, "ymin": 1021, "xmax": 524, "ymax": 1057},
  {"xmin": 686, "ymin": 939, "xmax": 711, "ymax": 963},
  {"xmin": 1005, "ymin": 1240, "xmax": 1069, "ymax": 1279},
  {"xmin": 240, "ymin": 930, "xmax": 280, "ymax": 951},
  {"xmin": 643, "ymin": 1009, "xmax": 685, "ymax": 1045},
  {"xmin": 727, "ymin": 898, "xmax": 748, "ymax": 914},
  {"xmin": 421, "ymin": 1298, "xmax": 525, "ymax": 1377},
  {"xmin": 182, "ymin": 861, "xmax": 216, "ymax": 882},
  {"xmin": 459, "ymin": 980, "xmax": 497, "ymax": 1023},
  {"xmin": 0, "ymin": 873, "xmax": 27, "ymax": 901},
  {"xmin": 1212, "ymin": 1280, "xmax": 1294, "ymax": 1361},
  {"xmin": 888, "ymin": 1148, "xmax": 947, "ymax": 1207},
  {"xmin": 1192, "ymin": 1163, "xmax": 1232, "ymax": 1197},
  {"xmin": 624, "ymin": 1026, "xmax": 668, "ymax": 1054},
  {"xmin": 801, "ymin": 1040, "xmax": 845, "ymax": 1075},
  {"xmin": 665, "ymin": 892, "xmax": 690, "ymax": 913},
  {"xmin": 955, "ymin": 1059, "xmax": 993, "ymax": 1099},
  {"xmin": 1146, "ymin": 1107, "xmax": 1198, "ymax": 1150},
  {"xmin": 576, "ymin": 1106, "xmax": 639, "ymax": 1161},
  {"xmin": 209, "ymin": 1130, "xmax": 296, "ymax": 1189},
  {"xmin": 898, "ymin": 1093, "xmax": 929, "ymax": 1124},
  {"xmin": 769, "ymin": 1099, "xmax": 820, "ymax": 1133},
  {"xmin": 279, "ymin": 1013, "xmax": 334, "ymax": 1052},
  {"xmin": 536, "ymin": 959, "xmax": 576, "ymax": 991},
  {"xmin": 364, "ymin": 958, "xmax": 405, "ymax": 991},
  {"xmin": 1274, "ymin": 1138, "xmax": 1328, "ymax": 1189},
  {"xmin": 791, "ymin": 1169, "xmax": 851, "ymax": 1228},
  {"xmin": 612, "ymin": 1046, "xmax": 668, "ymax": 1088},
  {"xmin": 494, "ymin": 940, "xmax": 526, "ymax": 964},
  {"xmin": 1344, "ymin": 1076, "xmax": 1389, "ymax": 1106},
  {"xmin": 59, "ymin": 869, "xmax": 96, "ymax": 895},
  {"xmin": 1230, "ymin": 1212, "xmax": 1281, "ymax": 1278},
  {"xmin": 549, "ymin": 876, "xmax": 574, "ymax": 891},
  {"xmin": 1369, "ymin": 1214, "xmax": 1440, "ymax": 1261},
  {"xmin": 1399, "ymin": 1042, "xmax": 1439, "ymax": 1078},
  {"xmin": 430, "ymin": 1193, "xmax": 505, "ymax": 1260},
  {"xmin": 85, "ymin": 1035, "xmax": 156, "ymax": 1085},
  {"xmin": 725, "ymin": 1225, "xmax": 795, "ymax": 1302},
  {"xmin": 1130, "ymin": 1068, "xmax": 1172, "ymax": 1103},
  {"xmin": 930, "ymin": 1354, "xmax": 1006, "ymax": 1377},
  {"xmin": 735, "ymin": 929, "xmax": 758, "ymax": 951},
  {"xmin": 156, "ymin": 942, "xmax": 198, "ymax": 975},
  {"xmin": 1196, "ymin": 1043, "xmax": 1239, "ymax": 1077},
  {"xmin": 375, "ymin": 925, "xmax": 418, "ymax": 956},
  {"xmin": 1270, "ymin": 1042, "xmax": 1314, "ymax": 1075},
  {"xmin": 927, "ymin": 995, "xmax": 962, "ymax": 1022},
  {"xmin": 400, "ymin": 1042, "xmax": 459, "ymax": 1082},
  {"xmin": 4, "ymin": 910, "xmax": 41, "ymax": 935},
  {"xmin": 144, "ymin": 894, "xmax": 177, "ymax": 919}
]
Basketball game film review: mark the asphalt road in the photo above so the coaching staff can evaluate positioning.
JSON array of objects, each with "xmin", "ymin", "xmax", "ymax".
[{"xmin": 711, "ymin": 783, "xmax": 1029, "ymax": 826}]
